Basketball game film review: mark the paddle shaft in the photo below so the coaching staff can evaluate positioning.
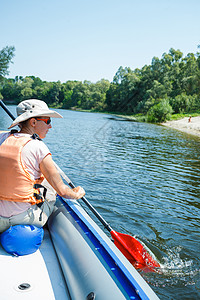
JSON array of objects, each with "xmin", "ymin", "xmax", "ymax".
[
  {"xmin": 0, "ymin": 100, "xmax": 15, "ymax": 121},
  {"xmin": 54, "ymin": 163, "xmax": 113, "ymax": 232},
  {"xmin": 71, "ymin": 185, "xmax": 112, "ymax": 232}
]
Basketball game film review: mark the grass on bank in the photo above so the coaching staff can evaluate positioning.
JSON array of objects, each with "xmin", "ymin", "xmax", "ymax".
[{"xmin": 169, "ymin": 112, "xmax": 200, "ymax": 121}]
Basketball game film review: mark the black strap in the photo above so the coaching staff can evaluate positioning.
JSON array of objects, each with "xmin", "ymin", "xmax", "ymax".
[
  {"xmin": 10, "ymin": 129, "xmax": 18, "ymax": 134},
  {"xmin": 33, "ymin": 183, "xmax": 47, "ymax": 207},
  {"xmin": 31, "ymin": 133, "xmax": 42, "ymax": 140}
]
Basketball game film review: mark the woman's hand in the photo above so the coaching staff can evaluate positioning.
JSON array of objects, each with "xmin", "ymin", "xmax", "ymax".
[{"xmin": 72, "ymin": 186, "xmax": 85, "ymax": 200}]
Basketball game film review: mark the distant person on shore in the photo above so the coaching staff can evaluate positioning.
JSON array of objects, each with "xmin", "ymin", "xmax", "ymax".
[
  {"xmin": 188, "ymin": 116, "xmax": 192, "ymax": 123},
  {"xmin": 0, "ymin": 99, "xmax": 85, "ymax": 233}
]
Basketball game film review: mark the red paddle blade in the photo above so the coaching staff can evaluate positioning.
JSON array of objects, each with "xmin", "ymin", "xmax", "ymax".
[{"xmin": 111, "ymin": 230, "xmax": 160, "ymax": 272}]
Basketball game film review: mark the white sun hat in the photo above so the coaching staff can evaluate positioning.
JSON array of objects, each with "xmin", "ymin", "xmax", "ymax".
[{"xmin": 8, "ymin": 99, "xmax": 63, "ymax": 129}]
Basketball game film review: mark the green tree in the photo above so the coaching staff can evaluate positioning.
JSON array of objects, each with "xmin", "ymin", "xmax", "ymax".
[
  {"xmin": 44, "ymin": 81, "xmax": 62, "ymax": 105},
  {"xmin": 181, "ymin": 53, "xmax": 199, "ymax": 95},
  {"xmin": 60, "ymin": 81, "xmax": 79, "ymax": 109},
  {"xmin": 92, "ymin": 79, "xmax": 110, "ymax": 110},
  {"xmin": 21, "ymin": 87, "xmax": 33, "ymax": 99},
  {"xmin": 14, "ymin": 77, "xmax": 34, "ymax": 101},
  {"xmin": 106, "ymin": 66, "xmax": 140, "ymax": 113},
  {"xmin": 105, "ymin": 82, "xmax": 120, "ymax": 111},
  {"xmin": 1, "ymin": 79, "xmax": 22, "ymax": 102},
  {"xmin": 147, "ymin": 99, "xmax": 173, "ymax": 123},
  {"xmin": 170, "ymin": 93, "xmax": 196, "ymax": 113},
  {"xmin": 0, "ymin": 46, "xmax": 15, "ymax": 80}
]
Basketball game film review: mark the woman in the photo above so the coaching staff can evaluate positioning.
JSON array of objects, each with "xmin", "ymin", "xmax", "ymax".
[{"xmin": 0, "ymin": 99, "xmax": 85, "ymax": 233}]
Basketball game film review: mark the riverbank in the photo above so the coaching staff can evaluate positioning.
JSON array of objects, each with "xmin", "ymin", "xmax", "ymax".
[
  {"xmin": 161, "ymin": 116, "xmax": 200, "ymax": 137},
  {"xmin": 52, "ymin": 105, "xmax": 200, "ymax": 137}
]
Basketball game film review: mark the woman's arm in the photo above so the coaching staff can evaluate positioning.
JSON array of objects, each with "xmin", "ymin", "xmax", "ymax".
[{"xmin": 40, "ymin": 154, "xmax": 85, "ymax": 200}]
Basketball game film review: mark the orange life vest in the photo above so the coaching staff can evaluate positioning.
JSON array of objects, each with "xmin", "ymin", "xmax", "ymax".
[{"xmin": 0, "ymin": 134, "xmax": 44, "ymax": 205}]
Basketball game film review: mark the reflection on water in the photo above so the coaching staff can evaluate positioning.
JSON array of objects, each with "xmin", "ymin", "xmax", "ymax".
[{"xmin": 1, "ymin": 106, "xmax": 200, "ymax": 299}]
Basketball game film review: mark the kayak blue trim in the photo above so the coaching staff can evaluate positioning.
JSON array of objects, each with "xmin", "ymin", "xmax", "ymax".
[{"xmin": 59, "ymin": 196, "xmax": 153, "ymax": 300}]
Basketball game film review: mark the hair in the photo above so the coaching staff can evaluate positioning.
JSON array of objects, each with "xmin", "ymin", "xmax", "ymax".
[{"xmin": 19, "ymin": 118, "xmax": 33, "ymax": 129}]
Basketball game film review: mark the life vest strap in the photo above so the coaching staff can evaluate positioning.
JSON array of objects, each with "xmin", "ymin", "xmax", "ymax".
[{"xmin": 31, "ymin": 133, "xmax": 42, "ymax": 141}]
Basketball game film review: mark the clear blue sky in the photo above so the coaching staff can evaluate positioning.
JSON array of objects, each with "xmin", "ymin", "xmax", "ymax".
[{"xmin": 0, "ymin": 0, "xmax": 200, "ymax": 83}]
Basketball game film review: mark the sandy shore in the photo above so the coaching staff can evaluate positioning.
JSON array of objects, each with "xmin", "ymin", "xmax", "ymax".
[{"xmin": 161, "ymin": 116, "xmax": 200, "ymax": 137}]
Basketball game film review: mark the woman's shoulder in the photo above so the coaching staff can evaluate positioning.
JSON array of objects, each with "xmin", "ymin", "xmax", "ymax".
[
  {"xmin": 25, "ymin": 138, "xmax": 51, "ymax": 155},
  {"xmin": 22, "ymin": 137, "xmax": 51, "ymax": 165}
]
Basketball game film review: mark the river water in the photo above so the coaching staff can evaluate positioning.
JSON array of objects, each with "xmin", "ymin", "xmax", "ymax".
[{"xmin": 1, "ymin": 106, "xmax": 200, "ymax": 299}]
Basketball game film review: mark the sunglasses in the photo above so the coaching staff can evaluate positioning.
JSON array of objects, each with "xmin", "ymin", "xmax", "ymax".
[{"xmin": 35, "ymin": 117, "xmax": 51, "ymax": 125}]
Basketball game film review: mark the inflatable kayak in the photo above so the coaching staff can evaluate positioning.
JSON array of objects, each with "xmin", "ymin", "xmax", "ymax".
[{"xmin": 0, "ymin": 195, "xmax": 159, "ymax": 300}]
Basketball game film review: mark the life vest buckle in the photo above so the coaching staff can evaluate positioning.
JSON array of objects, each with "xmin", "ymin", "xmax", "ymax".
[{"xmin": 33, "ymin": 183, "xmax": 47, "ymax": 207}]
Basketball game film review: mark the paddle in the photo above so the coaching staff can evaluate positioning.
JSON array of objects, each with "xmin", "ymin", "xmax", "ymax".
[
  {"xmin": 55, "ymin": 163, "xmax": 160, "ymax": 271},
  {"xmin": 0, "ymin": 99, "xmax": 160, "ymax": 271}
]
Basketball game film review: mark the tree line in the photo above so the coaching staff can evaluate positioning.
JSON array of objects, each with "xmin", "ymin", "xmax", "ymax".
[{"xmin": 0, "ymin": 46, "xmax": 200, "ymax": 122}]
